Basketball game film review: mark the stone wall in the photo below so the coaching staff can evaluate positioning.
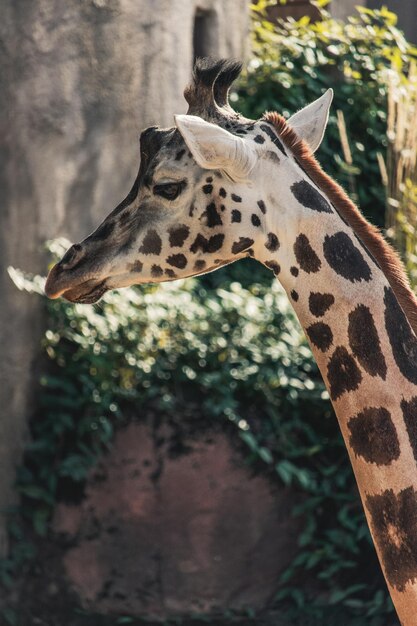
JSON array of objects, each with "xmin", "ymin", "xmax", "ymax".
[
  {"xmin": 0, "ymin": 0, "xmax": 248, "ymax": 555},
  {"xmin": 48, "ymin": 422, "xmax": 300, "ymax": 620},
  {"xmin": 329, "ymin": 0, "xmax": 364, "ymax": 21}
]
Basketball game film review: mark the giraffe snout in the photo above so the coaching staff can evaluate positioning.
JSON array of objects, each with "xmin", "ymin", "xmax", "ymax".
[
  {"xmin": 60, "ymin": 243, "xmax": 85, "ymax": 270},
  {"xmin": 45, "ymin": 243, "xmax": 86, "ymax": 299}
]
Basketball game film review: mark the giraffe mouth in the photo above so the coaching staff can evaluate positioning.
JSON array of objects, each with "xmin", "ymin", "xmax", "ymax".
[
  {"xmin": 45, "ymin": 261, "xmax": 109, "ymax": 303},
  {"xmin": 62, "ymin": 279, "xmax": 109, "ymax": 304}
]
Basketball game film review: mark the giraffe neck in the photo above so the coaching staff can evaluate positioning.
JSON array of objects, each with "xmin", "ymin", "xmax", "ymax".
[{"xmin": 255, "ymin": 159, "xmax": 417, "ymax": 625}]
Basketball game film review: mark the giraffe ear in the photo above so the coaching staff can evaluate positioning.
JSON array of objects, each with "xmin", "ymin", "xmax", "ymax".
[
  {"xmin": 287, "ymin": 89, "xmax": 333, "ymax": 153},
  {"xmin": 174, "ymin": 114, "xmax": 256, "ymax": 181}
]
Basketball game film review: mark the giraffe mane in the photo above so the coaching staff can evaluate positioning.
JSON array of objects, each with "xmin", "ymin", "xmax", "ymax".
[{"xmin": 264, "ymin": 111, "xmax": 417, "ymax": 335}]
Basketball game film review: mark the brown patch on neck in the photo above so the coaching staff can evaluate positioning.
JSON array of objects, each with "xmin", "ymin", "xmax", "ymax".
[{"xmin": 264, "ymin": 111, "xmax": 417, "ymax": 335}]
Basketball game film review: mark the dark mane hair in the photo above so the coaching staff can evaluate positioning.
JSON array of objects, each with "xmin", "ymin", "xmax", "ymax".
[{"xmin": 264, "ymin": 111, "xmax": 417, "ymax": 334}]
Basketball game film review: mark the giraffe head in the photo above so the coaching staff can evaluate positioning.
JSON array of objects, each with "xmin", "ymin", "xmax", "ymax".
[{"xmin": 45, "ymin": 58, "xmax": 332, "ymax": 303}]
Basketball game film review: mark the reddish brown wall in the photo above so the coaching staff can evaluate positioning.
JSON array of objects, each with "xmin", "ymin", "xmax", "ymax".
[{"xmin": 52, "ymin": 422, "xmax": 300, "ymax": 618}]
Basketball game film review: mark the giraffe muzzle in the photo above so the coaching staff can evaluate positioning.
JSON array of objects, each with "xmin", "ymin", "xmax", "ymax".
[
  {"xmin": 44, "ymin": 242, "xmax": 109, "ymax": 302},
  {"xmin": 45, "ymin": 262, "xmax": 108, "ymax": 302}
]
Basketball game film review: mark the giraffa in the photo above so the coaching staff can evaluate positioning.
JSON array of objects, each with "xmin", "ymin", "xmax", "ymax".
[{"xmin": 45, "ymin": 58, "xmax": 417, "ymax": 624}]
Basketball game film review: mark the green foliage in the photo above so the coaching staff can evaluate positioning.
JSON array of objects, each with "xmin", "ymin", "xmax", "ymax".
[
  {"xmin": 235, "ymin": 4, "xmax": 417, "ymax": 227},
  {"xmin": 8, "ymin": 238, "xmax": 392, "ymax": 624}
]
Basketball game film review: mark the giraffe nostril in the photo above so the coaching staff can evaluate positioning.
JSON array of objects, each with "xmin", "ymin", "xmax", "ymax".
[{"xmin": 60, "ymin": 244, "xmax": 85, "ymax": 270}]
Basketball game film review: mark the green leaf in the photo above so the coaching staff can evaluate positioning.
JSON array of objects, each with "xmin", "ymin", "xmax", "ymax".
[{"xmin": 17, "ymin": 485, "xmax": 54, "ymax": 505}]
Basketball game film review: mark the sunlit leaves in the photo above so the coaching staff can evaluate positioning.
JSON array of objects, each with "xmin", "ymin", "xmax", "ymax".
[{"xmin": 237, "ymin": 5, "xmax": 417, "ymax": 229}]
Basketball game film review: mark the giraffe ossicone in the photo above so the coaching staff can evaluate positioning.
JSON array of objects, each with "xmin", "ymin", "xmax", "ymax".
[{"xmin": 45, "ymin": 58, "xmax": 417, "ymax": 624}]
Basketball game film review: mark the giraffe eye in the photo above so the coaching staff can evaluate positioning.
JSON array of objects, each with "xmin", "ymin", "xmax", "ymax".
[{"xmin": 153, "ymin": 181, "xmax": 186, "ymax": 201}]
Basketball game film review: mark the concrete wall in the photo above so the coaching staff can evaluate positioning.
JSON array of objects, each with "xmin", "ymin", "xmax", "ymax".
[
  {"xmin": 0, "ymin": 0, "xmax": 248, "ymax": 555},
  {"xmin": 329, "ymin": 0, "xmax": 364, "ymax": 21}
]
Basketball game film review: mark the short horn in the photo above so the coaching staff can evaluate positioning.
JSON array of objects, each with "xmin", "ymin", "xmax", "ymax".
[
  {"xmin": 184, "ymin": 57, "xmax": 231, "ymax": 115},
  {"xmin": 213, "ymin": 59, "xmax": 242, "ymax": 109}
]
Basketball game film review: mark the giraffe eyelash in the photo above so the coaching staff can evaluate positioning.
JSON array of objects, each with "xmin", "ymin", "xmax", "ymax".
[{"xmin": 153, "ymin": 180, "xmax": 187, "ymax": 201}]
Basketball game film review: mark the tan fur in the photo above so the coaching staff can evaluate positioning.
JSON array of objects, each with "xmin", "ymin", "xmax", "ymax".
[{"xmin": 264, "ymin": 111, "xmax": 417, "ymax": 336}]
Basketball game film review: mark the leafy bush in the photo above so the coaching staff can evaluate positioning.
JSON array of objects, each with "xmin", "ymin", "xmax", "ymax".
[
  {"xmin": 8, "ymin": 239, "xmax": 392, "ymax": 625},
  {"xmin": 235, "ymin": 4, "xmax": 417, "ymax": 227}
]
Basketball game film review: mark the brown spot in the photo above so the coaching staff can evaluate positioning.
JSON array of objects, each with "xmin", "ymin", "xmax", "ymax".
[
  {"xmin": 348, "ymin": 407, "xmax": 400, "ymax": 465},
  {"xmin": 257, "ymin": 200, "xmax": 266, "ymax": 214},
  {"xmin": 384, "ymin": 287, "xmax": 417, "ymax": 384},
  {"xmin": 168, "ymin": 225, "xmax": 190, "ymax": 248},
  {"xmin": 232, "ymin": 237, "xmax": 254, "ymax": 255},
  {"xmin": 165, "ymin": 269, "xmax": 177, "ymax": 278},
  {"xmin": 290, "ymin": 290, "xmax": 299, "ymax": 302},
  {"xmin": 203, "ymin": 203, "xmax": 222, "ymax": 228},
  {"xmin": 366, "ymin": 487, "xmax": 417, "ymax": 591},
  {"xmin": 264, "ymin": 151, "xmax": 280, "ymax": 165},
  {"xmin": 231, "ymin": 194, "xmax": 242, "ymax": 203},
  {"xmin": 327, "ymin": 346, "xmax": 362, "ymax": 401},
  {"xmin": 265, "ymin": 233, "xmax": 279, "ymax": 252},
  {"xmin": 264, "ymin": 261, "xmax": 281, "ymax": 276},
  {"xmin": 231, "ymin": 210, "xmax": 241, "ymax": 223},
  {"xmin": 219, "ymin": 188, "xmax": 227, "ymax": 198},
  {"xmin": 251, "ymin": 214, "xmax": 261, "ymax": 227},
  {"xmin": 309, "ymin": 292, "xmax": 335, "ymax": 317},
  {"xmin": 190, "ymin": 234, "xmax": 224, "ymax": 254},
  {"xmin": 323, "ymin": 232, "xmax": 371, "ymax": 283},
  {"xmin": 194, "ymin": 259, "xmax": 206, "ymax": 271},
  {"xmin": 348, "ymin": 304, "xmax": 387, "ymax": 379},
  {"xmin": 293, "ymin": 234, "xmax": 321, "ymax": 273},
  {"xmin": 265, "ymin": 261, "xmax": 280, "ymax": 276},
  {"xmin": 151, "ymin": 265, "xmax": 163, "ymax": 278},
  {"xmin": 306, "ymin": 322, "xmax": 333, "ymax": 352},
  {"xmin": 290, "ymin": 266, "xmax": 299, "ymax": 277},
  {"xmin": 128, "ymin": 260, "xmax": 143, "ymax": 273},
  {"xmin": 140, "ymin": 230, "xmax": 162, "ymax": 255},
  {"xmin": 203, "ymin": 184, "xmax": 213, "ymax": 194},
  {"xmin": 166, "ymin": 254, "xmax": 187, "ymax": 269},
  {"xmin": 400, "ymin": 397, "xmax": 417, "ymax": 464},
  {"xmin": 291, "ymin": 179, "xmax": 332, "ymax": 214}
]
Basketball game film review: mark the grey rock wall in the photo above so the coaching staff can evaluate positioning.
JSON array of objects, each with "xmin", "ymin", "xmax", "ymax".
[
  {"xmin": 329, "ymin": 0, "xmax": 364, "ymax": 21},
  {"xmin": 0, "ymin": 0, "xmax": 248, "ymax": 555}
]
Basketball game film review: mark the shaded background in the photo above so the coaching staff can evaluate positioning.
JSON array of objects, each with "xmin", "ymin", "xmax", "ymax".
[
  {"xmin": 1, "ymin": 0, "xmax": 248, "ymax": 554},
  {"xmin": 1, "ymin": 1, "xmax": 417, "ymax": 624}
]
